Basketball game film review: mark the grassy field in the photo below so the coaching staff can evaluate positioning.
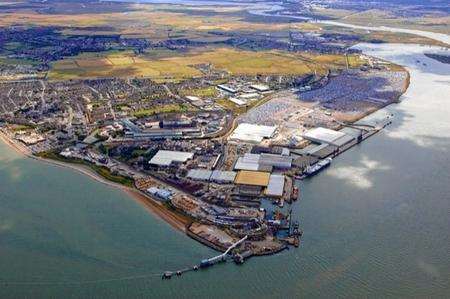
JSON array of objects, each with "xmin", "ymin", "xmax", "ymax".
[
  {"xmin": 180, "ymin": 87, "xmax": 218, "ymax": 98},
  {"xmin": 38, "ymin": 151, "xmax": 135, "ymax": 187},
  {"xmin": 132, "ymin": 104, "xmax": 192, "ymax": 118},
  {"xmin": 48, "ymin": 47, "xmax": 325, "ymax": 81},
  {"xmin": 305, "ymin": 53, "xmax": 367, "ymax": 69},
  {"xmin": 48, "ymin": 50, "xmax": 201, "ymax": 81},
  {"xmin": 0, "ymin": 4, "xmax": 305, "ymax": 38}
]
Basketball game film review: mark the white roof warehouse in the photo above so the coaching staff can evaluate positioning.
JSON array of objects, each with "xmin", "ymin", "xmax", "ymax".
[
  {"xmin": 265, "ymin": 174, "xmax": 285, "ymax": 198},
  {"xmin": 149, "ymin": 150, "xmax": 194, "ymax": 167},
  {"xmin": 229, "ymin": 123, "xmax": 277, "ymax": 144}
]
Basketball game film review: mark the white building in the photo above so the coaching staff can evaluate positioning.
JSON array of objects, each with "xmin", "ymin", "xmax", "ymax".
[
  {"xmin": 229, "ymin": 123, "xmax": 277, "ymax": 143},
  {"xmin": 303, "ymin": 127, "xmax": 354, "ymax": 146},
  {"xmin": 250, "ymin": 84, "xmax": 270, "ymax": 92},
  {"xmin": 265, "ymin": 174, "xmax": 285, "ymax": 198},
  {"xmin": 229, "ymin": 97, "xmax": 247, "ymax": 106},
  {"xmin": 149, "ymin": 150, "xmax": 194, "ymax": 167},
  {"xmin": 234, "ymin": 153, "xmax": 292, "ymax": 171}
]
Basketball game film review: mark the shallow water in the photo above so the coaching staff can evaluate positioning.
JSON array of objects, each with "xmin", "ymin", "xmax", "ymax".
[{"xmin": 1, "ymin": 43, "xmax": 450, "ymax": 298}]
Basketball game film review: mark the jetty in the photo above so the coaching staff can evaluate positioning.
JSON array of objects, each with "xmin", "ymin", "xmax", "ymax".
[{"xmin": 162, "ymin": 235, "xmax": 248, "ymax": 279}]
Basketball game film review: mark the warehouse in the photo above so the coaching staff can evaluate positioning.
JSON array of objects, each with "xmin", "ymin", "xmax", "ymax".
[
  {"xmin": 187, "ymin": 169, "xmax": 212, "ymax": 181},
  {"xmin": 265, "ymin": 174, "xmax": 285, "ymax": 198},
  {"xmin": 235, "ymin": 170, "xmax": 270, "ymax": 187},
  {"xmin": 238, "ymin": 93, "xmax": 260, "ymax": 100},
  {"xmin": 234, "ymin": 153, "xmax": 292, "ymax": 171},
  {"xmin": 250, "ymin": 84, "xmax": 270, "ymax": 92},
  {"xmin": 210, "ymin": 170, "xmax": 237, "ymax": 184},
  {"xmin": 260, "ymin": 153, "xmax": 293, "ymax": 169},
  {"xmin": 229, "ymin": 123, "xmax": 277, "ymax": 143},
  {"xmin": 218, "ymin": 84, "xmax": 237, "ymax": 94},
  {"xmin": 186, "ymin": 169, "xmax": 237, "ymax": 183},
  {"xmin": 149, "ymin": 150, "xmax": 194, "ymax": 167},
  {"xmin": 303, "ymin": 127, "xmax": 354, "ymax": 147},
  {"xmin": 229, "ymin": 97, "xmax": 247, "ymax": 106},
  {"xmin": 234, "ymin": 153, "xmax": 261, "ymax": 171},
  {"xmin": 147, "ymin": 187, "xmax": 172, "ymax": 201}
]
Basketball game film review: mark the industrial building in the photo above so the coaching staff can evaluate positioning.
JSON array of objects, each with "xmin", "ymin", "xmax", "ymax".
[
  {"xmin": 250, "ymin": 84, "xmax": 270, "ymax": 92},
  {"xmin": 210, "ymin": 170, "xmax": 236, "ymax": 184},
  {"xmin": 303, "ymin": 127, "xmax": 355, "ymax": 147},
  {"xmin": 265, "ymin": 174, "xmax": 285, "ymax": 198},
  {"xmin": 187, "ymin": 169, "xmax": 212, "ymax": 181},
  {"xmin": 147, "ymin": 187, "xmax": 172, "ymax": 201},
  {"xmin": 217, "ymin": 84, "xmax": 237, "ymax": 94},
  {"xmin": 228, "ymin": 97, "xmax": 247, "ymax": 106},
  {"xmin": 234, "ymin": 153, "xmax": 292, "ymax": 171},
  {"xmin": 186, "ymin": 169, "xmax": 237, "ymax": 184},
  {"xmin": 229, "ymin": 123, "xmax": 277, "ymax": 143},
  {"xmin": 235, "ymin": 170, "xmax": 270, "ymax": 187},
  {"xmin": 125, "ymin": 129, "xmax": 183, "ymax": 140},
  {"xmin": 149, "ymin": 150, "xmax": 194, "ymax": 167}
]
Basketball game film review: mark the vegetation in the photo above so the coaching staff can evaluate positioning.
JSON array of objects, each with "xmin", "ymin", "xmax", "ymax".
[
  {"xmin": 37, "ymin": 151, "xmax": 135, "ymax": 187},
  {"xmin": 48, "ymin": 47, "xmax": 325, "ymax": 81},
  {"xmin": 180, "ymin": 87, "xmax": 218, "ymax": 98},
  {"xmin": 132, "ymin": 103, "xmax": 195, "ymax": 118}
]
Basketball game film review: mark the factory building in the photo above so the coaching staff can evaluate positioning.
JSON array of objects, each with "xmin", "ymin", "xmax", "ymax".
[
  {"xmin": 149, "ymin": 150, "xmax": 194, "ymax": 167},
  {"xmin": 187, "ymin": 169, "xmax": 237, "ymax": 184},
  {"xmin": 187, "ymin": 169, "xmax": 212, "ymax": 181},
  {"xmin": 265, "ymin": 174, "xmax": 285, "ymax": 198},
  {"xmin": 217, "ymin": 84, "xmax": 237, "ymax": 94},
  {"xmin": 235, "ymin": 170, "xmax": 271, "ymax": 197},
  {"xmin": 235, "ymin": 170, "xmax": 270, "ymax": 187},
  {"xmin": 147, "ymin": 187, "xmax": 172, "ymax": 201},
  {"xmin": 162, "ymin": 119, "xmax": 194, "ymax": 128},
  {"xmin": 228, "ymin": 97, "xmax": 247, "ymax": 106},
  {"xmin": 210, "ymin": 170, "xmax": 236, "ymax": 184},
  {"xmin": 229, "ymin": 123, "xmax": 277, "ymax": 144},
  {"xmin": 303, "ymin": 127, "xmax": 355, "ymax": 147},
  {"xmin": 125, "ymin": 129, "xmax": 183, "ymax": 140},
  {"xmin": 234, "ymin": 153, "xmax": 292, "ymax": 171},
  {"xmin": 250, "ymin": 84, "xmax": 270, "ymax": 92}
]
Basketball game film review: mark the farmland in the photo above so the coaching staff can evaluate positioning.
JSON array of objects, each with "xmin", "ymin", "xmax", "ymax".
[{"xmin": 48, "ymin": 48, "xmax": 348, "ymax": 81}]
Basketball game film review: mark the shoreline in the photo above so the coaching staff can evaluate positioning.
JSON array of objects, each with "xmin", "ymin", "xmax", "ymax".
[{"xmin": 0, "ymin": 130, "xmax": 187, "ymax": 233}]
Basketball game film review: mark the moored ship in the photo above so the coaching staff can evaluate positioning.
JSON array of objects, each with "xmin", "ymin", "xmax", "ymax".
[{"xmin": 304, "ymin": 157, "xmax": 332, "ymax": 177}]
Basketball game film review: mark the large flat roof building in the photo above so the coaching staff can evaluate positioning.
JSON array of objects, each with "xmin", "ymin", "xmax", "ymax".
[
  {"xmin": 229, "ymin": 97, "xmax": 247, "ymax": 106},
  {"xmin": 186, "ymin": 169, "xmax": 237, "ymax": 184},
  {"xmin": 234, "ymin": 153, "xmax": 292, "ymax": 171},
  {"xmin": 187, "ymin": 169, "xmax": 212, "ymax": 181},
  {"xmin": 265, "ymin": 174, "xmax": 285, "ymax": 198},
  {"xmin": 229, "ymin": 123, "xmax": 277, "ymax": 144},
  {"xmin": 235, "ymin": 170, "xmax": 270, "ymax": 187},
  {"xmin": 303, "ymin": 127, "xmax": 354, "ymax": 147},
  {"xmin": 149, "ymin": 150, "xmax": 194, "ymax": 167},
  {"xmin": 210, "ymin": 170, "xmax": 236, "ymax": 183},
  {"xmin": 217, "ymin": 84, "xmax": 237, "ymax": 94},
  {"xmin": 250, "ymin": 84, "xmax": 270, "ymax": 92}
]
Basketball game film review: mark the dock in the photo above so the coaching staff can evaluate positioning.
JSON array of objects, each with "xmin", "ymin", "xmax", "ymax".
[{"xmin": 162, "ymin": 235, "xmax": 248, "ymax": 279}]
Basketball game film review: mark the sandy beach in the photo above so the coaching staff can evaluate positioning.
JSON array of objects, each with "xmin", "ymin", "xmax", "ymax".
[{"xmin": 0, "ymin": 129, "xmax": 188, "ymax": 233}]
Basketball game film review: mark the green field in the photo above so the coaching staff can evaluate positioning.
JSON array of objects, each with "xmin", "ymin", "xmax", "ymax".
[
  {"xmin": 37, "ymin": 151, "xmax": 135, "ymax": 187},
  {"xmin": 48, "ymin": 47, "xmax": 327, "ymax": 81},
  {"xmin": 132, "ymin": 104, "xmax": 192, "ymax": 118}
]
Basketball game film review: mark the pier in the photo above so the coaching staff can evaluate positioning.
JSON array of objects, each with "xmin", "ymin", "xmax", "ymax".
[{"xmin": 162, "ymin": 235, "xmax": 248, "ymax": 279}]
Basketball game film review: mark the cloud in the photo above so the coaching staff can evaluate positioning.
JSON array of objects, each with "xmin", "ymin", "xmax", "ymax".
[{"xmin": 327, "ymin": 155, "xmax": 390, "ymax": 189}]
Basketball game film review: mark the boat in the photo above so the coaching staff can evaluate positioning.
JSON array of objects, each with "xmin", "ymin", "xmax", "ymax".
[
  {"xmin": 304, "ymin": 157, "xmax": 332, "ymax": 177},
  {"xmin": 292, "ymin": 186, "xmax": 299, "ymax": 200}
]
